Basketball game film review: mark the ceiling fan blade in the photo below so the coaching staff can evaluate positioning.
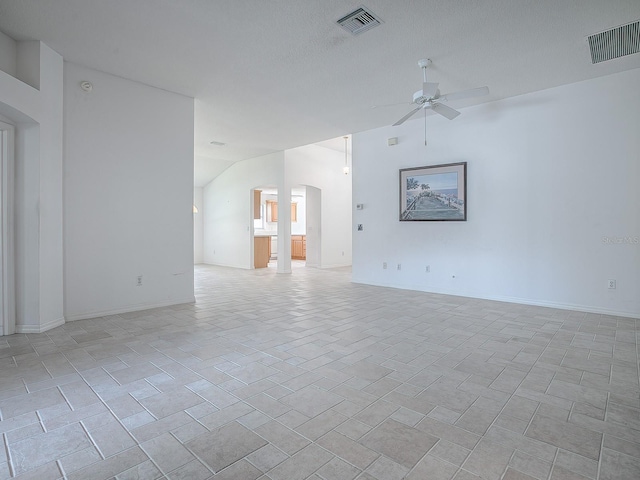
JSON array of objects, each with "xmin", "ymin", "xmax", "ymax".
[
  {"xmin": 431, "ymin": 102, "xmax": 460, "ymax": 120},
  {"xmin": 422, "ymin": 81, "xmax": 438, "ymax": 98},
  {"xmin": 393, "ymin": 105, "xmax": 423, "ymax": 126},
  {"xmin": 440, "ymin": 86, "xmax": 489, "ymax": 102}
]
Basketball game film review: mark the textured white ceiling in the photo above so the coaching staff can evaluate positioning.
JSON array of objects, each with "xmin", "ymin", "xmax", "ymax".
[{"xmin": 1, "ymin": 0, "xmax": 639, "ymax": 186}]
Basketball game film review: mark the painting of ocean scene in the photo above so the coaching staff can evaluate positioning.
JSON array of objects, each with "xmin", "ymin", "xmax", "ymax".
[{"xmin": 399, "ymin": 162, "xmax": 467, "ymax": 221}]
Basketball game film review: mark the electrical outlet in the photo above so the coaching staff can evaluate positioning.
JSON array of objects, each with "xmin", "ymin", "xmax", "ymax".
[
  {"xmin": 383, "ymin": 262, "xmax": 387, "ymax": 269},
  {"xmin": 608, "ymin": 279, "xmax": 616, "ymax": 289},
  {"xmin": 397, "ymin": 263, "xmax": 401, "ymax": 271},
  {"xmin": 137, "ymin": 275, "xmax": 143, "ymax": 287},
  {"xmin": 425, "ymin": 265, "xmax": 430, "ymax": 273}
]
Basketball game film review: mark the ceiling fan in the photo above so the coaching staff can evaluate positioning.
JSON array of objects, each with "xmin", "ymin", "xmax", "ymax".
[{"xmin": 393, "ymin": 59, "xmax": 489, "ymax": 126}]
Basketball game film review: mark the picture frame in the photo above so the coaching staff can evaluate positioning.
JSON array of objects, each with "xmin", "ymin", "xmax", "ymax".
[{"xmin": 399, "ymin": 162, "xmax": 467, "ymax": 221}]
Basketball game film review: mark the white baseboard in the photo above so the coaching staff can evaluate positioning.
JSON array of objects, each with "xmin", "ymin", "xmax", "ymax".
[
  {"xmin": 351, "ymin": 278, "xmax": 639, "ymax": 319},
  {"xmin": 319, "ymin": 262, "xmax": 352, "ymax": 269},
  {"xmin": 469, "ymin": 293, "xmax": 639, "ymax": 319},
  {"xmin": 65, "ymin": 296, "xmax": 196, "ymax": 322},
  {"xmin": 15, "ymin": 316, "xmax": 65, "ymax": 334},
  {"xmin": 201, "ymin": 261, "xmax": 251, "ymax": 270}
]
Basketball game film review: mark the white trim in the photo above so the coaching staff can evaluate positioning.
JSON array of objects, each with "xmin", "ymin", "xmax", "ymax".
[
  {"xmin": 64, "ymin": 296, "xmax": 196, "ymax": 322},
  {"xmin": 203, "ymin": 261, "xmax": 252, "ymax": 270},
  {"xmin": 0, "ymin": 121, "xmax": 15, "ymax": 336},
  {"xmin": 351, "ymin": 278, "xmax": 640, "ymax": 320},
  {"xmin": 15, "ymin": 317, "xmax": 65, "ymax": 334},
  {"xmin": 319, "ymin": 262, "xmax": 352, "ymax": 269}
]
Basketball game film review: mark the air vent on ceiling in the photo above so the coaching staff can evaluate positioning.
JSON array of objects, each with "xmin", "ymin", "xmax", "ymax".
[
  {"xmin": 588, "ymin": 20, "xmax": 640, "ymax": 64},
  {"xmin": 337, "ymin": 7, "xmax": 382, "ymax": 36}
]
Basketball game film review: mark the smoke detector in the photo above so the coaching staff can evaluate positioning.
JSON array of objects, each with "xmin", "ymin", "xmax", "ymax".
[{"xmin": 80, "ymin": 81, "xmax": 93, "ymax": 92}]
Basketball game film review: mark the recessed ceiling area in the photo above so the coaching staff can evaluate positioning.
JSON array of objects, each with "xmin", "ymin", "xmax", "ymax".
[{"xmin": 1, "ymin": 0, "xmax": 639, "ymax": 187}]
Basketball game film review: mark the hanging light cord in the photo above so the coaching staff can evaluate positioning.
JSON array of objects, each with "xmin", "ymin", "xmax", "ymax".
[
  {"xmin": 343, "ymin": 136, "xmax": 349, "ymax": 174},
  {"xmin": 424, "ymin": 108, "xmax": 427, "ymax": 146}
]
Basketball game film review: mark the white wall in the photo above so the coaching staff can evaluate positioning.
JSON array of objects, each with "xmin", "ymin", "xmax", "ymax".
[
  {"xmin": 352, "ymin": 68, "xmax": 640, "ymax": 318},
  {"xmin": 16, "ymin": 41, "xmax": 41, "ymax": 90},
  {"xmin": 305, "ymin": 186, "xmax": 321, "ymax": 268},
  {"xmin": 64, "ymin": 63, "xmax": 195, "ymax": 320},
  {"xmin": 0, "ymin": 31, "xmax": 16, "ymax": 78},
  {"xmin": 203, "ymin": 152, "xmax": 284, "ymax": 269},
  {"xmin": 38, "ymin": 43, "xmax": 64, "ymax": 331},
  {"xmin": 291, "ymin": 194, "xmax": 306, "ymax": 235},
  {"xmin": 0, "ymin": 40, "xmax": 64, "ymax": 333},
  {"xmin": 194, "ymin": 187, "xmax": 204, "ymax": 264},
  {"xmin": 285, "ymin": 145, "xmax": 352, "ymax": 268}
]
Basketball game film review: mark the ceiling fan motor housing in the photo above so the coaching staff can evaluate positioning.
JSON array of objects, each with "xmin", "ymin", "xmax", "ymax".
[{"xmin": 412, "ymin": 89, "xmax": 438, "ymax": 105}]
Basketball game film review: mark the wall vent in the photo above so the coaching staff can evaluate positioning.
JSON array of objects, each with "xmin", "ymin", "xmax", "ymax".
[
  {"xmin": 588, "ymin": 20, "xmax": 640, "ymax": 64},
  {"xmin": 337, "ymin": 7, "xmax": 383, "ymax": 36}
]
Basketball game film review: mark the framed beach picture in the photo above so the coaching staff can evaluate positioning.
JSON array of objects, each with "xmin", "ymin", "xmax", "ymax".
[{"xmin": 399, "ymin": 162, "xmax": 467, "ymax": 221}]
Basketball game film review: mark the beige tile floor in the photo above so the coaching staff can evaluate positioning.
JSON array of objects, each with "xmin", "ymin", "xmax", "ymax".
[{"xmin": 0, "ymin": 264, "xmax": 638, "ymax": 480}]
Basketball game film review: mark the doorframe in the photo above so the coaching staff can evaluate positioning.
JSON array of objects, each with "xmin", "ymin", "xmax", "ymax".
[
  {"xmin": 0, "ymin": 121, "xmax": 16, "ymax": 336},
  {"xmin": 301, "ymin": 184, "xmax": 321, "ymax": 268}
]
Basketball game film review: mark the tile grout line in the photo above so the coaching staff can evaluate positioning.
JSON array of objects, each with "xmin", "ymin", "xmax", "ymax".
[
  {"xmin": 595, "ymin": 391, "xmax": 610, "ymax": 480},
  {"xmin": 56, "ymin": 458, "xmax": 68, "ymax": 480},
  {"xmin": 32, "ymin": 407, "xmax": 45, "ymax": 434},
  {"xmin": 78, "ymin": 419, "xmax": 105, "ymax": 461},
  {"xmin": 3, "ymin": 432, "xmax": 15, "ymax": 478},
  {"xmin": 500, "ymin": 448, "xmax": 519, "ymax": 480},
  {"xmin": 547, "ymin": 447, "xmax": 560, "ymax": 480}
]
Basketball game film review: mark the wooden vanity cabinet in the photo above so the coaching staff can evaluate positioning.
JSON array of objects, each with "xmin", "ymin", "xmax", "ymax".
[
  {"xmin": 266, "ymin": 201, "xmax": 298, "ymax": 223},
  {"xmin": 254, "ymin": 236, "xmax": 271, "ymax": 268},
  {"xmin": 291, "ymin": 235, "xmax": 306, "ymax": 260},
  {"xmin": 267, "ymin": 200, "xmax": 278, "ymax": 222}
]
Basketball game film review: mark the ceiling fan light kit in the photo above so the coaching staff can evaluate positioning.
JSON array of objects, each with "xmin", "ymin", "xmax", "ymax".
[{"xmin": 393, "ymin": 59, "xmax": 489, "ymax": 127}]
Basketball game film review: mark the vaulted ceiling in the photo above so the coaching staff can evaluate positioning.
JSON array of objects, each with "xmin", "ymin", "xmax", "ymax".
[{"xmin": 1, "ymin": 1, "xmax": 639, "ymax": 186}]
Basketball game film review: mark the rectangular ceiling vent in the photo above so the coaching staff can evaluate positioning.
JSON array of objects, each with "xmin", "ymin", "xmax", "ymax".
[
  {"xmin": 588, "ymin": 20, "xmax": 640, "ymax": 64},
  {"xmin": 337, "ymin": 7, "xmax": 383, "ymax": 36}
]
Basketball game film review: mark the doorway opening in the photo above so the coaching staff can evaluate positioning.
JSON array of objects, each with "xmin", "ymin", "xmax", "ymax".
[
  {"xmin": 290, "ymin": 186, "xmax": 307, "ymax": 268},
  {"xmin": 298, "ymin": 185, "xmax": 321, "ymax": 269},
  {"xmin": 252, "ymin": 186, "xmax": 279, "ymax": 270},
  {"xmin": 251, "ymin": 185, "xmax": 320, "ymax": 272}
]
